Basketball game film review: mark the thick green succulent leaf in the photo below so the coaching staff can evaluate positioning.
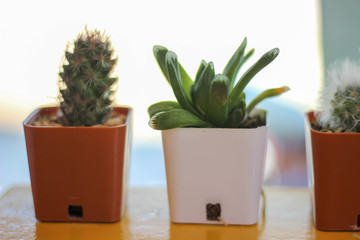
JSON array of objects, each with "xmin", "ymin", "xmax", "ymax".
[
  {"xmin": 239, "ymin": 48, "xmax": 255, "ymax": 73},
  {"xmin": 153, "ymin": 45, "xmax": 193, "ymax": 101},
  {"xmin": 207, "ymin": 74, "xmax": 230, "ymax": 126},
  {"xmin": 179, "ymin": 64, "xmax": 193, "ymax": 101},
  {"xmin": 149, "ymin": 109, "xmax": 212, "ymax": 130},
  {"xmin": 148, "ymin": 101, "xmax": 181, "ymax": 118},
  {"xmin": 242, "ymin": 48, "xmax": 255, "ymax": 63},
  {"xmin": 222, "ymin": 38, "xmax": 247, "ymax": 86},
  {"xmin": 223, "ymin": 92, "xmax": 246, "ymax": 128},
  {"xmin": 194, "ymin": 60, "xmax": 207, "ymax": 85},
  {"xmin": 228, "ymin": 48, "xmax": 280, "ymax": 111},
  {"xmin": 246, "ymin": 86, "xmax": 290, "ymax": 114},
  {"xmin": 165, "ymin": 52, "xmax": 200, "ymax": 117},
  {"xmin": 191, "ymin": 62, "xmax": 215, "ymax": 116},
  {"xmin": 224, "ymin": 107, "xmax": 245, "ymax": 128},
  {"xmin": 190, "ymin": 60, "xmax": 207, "ymax": 106},
  {"xmin": 227, "ymin": 87, "xmax": 246, "ymax": 113},
  {"xmin": 153, "ymin": 45, "xmax": 169, "ymax": 80}
]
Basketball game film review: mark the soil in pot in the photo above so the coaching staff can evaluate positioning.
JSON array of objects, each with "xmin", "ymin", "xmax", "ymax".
[{"xmin": 32, "ymin": 108, "xmax": 127, "ymax": 127}]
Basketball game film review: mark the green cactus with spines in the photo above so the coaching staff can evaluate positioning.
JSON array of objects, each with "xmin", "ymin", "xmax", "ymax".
[
  {"xmin": 330, "ymin": 86, "xmax": 360, "ymax": 132},
  {"xmin": 148, "ymin": 38, "xmax": 290, "ymax": 130},
  {"xmin": 59, "ymin": 28, "xmax": 118, "ymax": 126}
]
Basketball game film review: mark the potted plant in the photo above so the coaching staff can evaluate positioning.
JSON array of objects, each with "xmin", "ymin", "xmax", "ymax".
[
  {"xmin": 23, "ymin": 28, "xmax": 133, "ymax": 222},
  {"xmin": 305, "ymin": 59, "xmax": 360, "ymax": 230},
  {"xmin": 148, "ymin": 38, "xmax": 289, "ymax": 225}
]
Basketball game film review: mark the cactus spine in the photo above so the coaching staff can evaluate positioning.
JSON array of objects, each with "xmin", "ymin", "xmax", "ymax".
[{"xmin": 59, "ymin": 28, "xmax": 118, "ymax": 126}]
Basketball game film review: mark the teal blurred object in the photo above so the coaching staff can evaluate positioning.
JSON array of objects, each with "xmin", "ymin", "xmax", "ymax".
[{"xmin": 321, "ymin": 0, "xmax": 360, "ymax": 70}]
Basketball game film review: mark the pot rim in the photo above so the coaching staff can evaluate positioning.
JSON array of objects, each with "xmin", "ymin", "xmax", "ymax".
[
  {"xmin": 160, "ymin": 125, "xmax": 267, "ymax": 132},
  {"xmin": 23, "ymin": 105, "xmax": 132, "ymax": 129}
]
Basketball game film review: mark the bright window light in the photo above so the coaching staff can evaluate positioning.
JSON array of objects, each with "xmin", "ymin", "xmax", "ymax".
[{"xmin": 0, "ymin": 0, "xmax": 322, "ymax": 144}]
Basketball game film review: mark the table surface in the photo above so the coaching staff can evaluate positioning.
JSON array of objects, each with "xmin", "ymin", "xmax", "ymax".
[{"xmin": 0, "ymin": 186, "xmax": 359, "ymax": 240}]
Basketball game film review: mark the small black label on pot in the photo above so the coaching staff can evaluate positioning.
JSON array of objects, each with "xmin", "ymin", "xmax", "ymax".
[
  {"xmin": 206, "ymin": 203, "xmax": 221, "ymax": 220},
  {"xmin": 68, "ymin": 205, "xmax": 83, "ymax": 219}
]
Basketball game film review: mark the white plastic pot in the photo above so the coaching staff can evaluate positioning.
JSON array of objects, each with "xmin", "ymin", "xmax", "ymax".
[{"xmin": 162, "ymin": 126, "xmax": 268, "ymax": 225}]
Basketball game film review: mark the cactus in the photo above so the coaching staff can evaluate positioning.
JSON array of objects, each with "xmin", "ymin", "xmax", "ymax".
[
  {"xmin": 59, "ymin": 28, "xmax": 118, "ymax": 126},
  {"xmin": 316, "ymin": 59, "xmax": 360, "ymax": 132},
  {"xmin": 148, "ymin": 38, "xmax": 289, "ymax": 130}
]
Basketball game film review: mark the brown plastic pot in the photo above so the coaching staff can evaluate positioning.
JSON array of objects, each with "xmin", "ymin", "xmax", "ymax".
[
  {"xmin": 23, "ymin": 106, "xmax": 132, "ymax": 222},
  {"xmin": 305, "ymin": 111, "xmax": 360, "ymax": 230}
]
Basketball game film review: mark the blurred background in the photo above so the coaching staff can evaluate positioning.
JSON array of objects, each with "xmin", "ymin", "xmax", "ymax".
[{"xmin": 1, "ymin": 0, "xmax": 359, "ymax": 191}]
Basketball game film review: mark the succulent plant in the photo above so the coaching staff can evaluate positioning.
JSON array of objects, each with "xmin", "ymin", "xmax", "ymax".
[
  {"xmin": 59, "ymin": 28, "xmax": 118, "ymax": 126},
  {"xmin": 315, "ymin": 59, "xmax": 360, "ymax": 132},
  {"xmin": 148, "ymin": 38, "xmax": 289, "ymax": 130}
]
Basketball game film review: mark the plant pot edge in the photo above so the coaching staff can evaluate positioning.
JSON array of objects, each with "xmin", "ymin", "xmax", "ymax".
[
  {"xmin": 161, "ymin": 125, "xmax": 268, "ymax": 225},
  {"xmin": 305, "ymin": 111, "xmax": 360, "ymax": 231},
  {"xmin": 23, "ymin": 105, "xmax": 133, "ymax": 223}
]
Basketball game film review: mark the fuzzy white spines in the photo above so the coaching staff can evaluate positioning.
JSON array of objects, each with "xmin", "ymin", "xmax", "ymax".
[{"xmin": 316, "ymin": 59, "xmax": 360, "ymax": 132}]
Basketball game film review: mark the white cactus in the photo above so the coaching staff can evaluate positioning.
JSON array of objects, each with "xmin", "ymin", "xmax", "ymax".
[{"xmin": 316, "ymin": 59, "xmax": 360, "ymax": 132}]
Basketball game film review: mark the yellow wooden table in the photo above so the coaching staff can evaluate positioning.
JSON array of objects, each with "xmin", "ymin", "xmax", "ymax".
[{"xmin": 0, "ymin": 186, "xmax": 359, "ymax": 240}]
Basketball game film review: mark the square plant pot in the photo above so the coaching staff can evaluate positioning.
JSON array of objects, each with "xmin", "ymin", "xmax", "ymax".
[
  {"xmin": 305, "ymin": 111, "xmax": 360, "ymax": 230},
  {"xmin": 162, "ymin": 126, "xmax": 268, "ymax": 225},
  {"xmin": 23, "ymin": 106, "xmax": 132, "ymax": 222}
]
